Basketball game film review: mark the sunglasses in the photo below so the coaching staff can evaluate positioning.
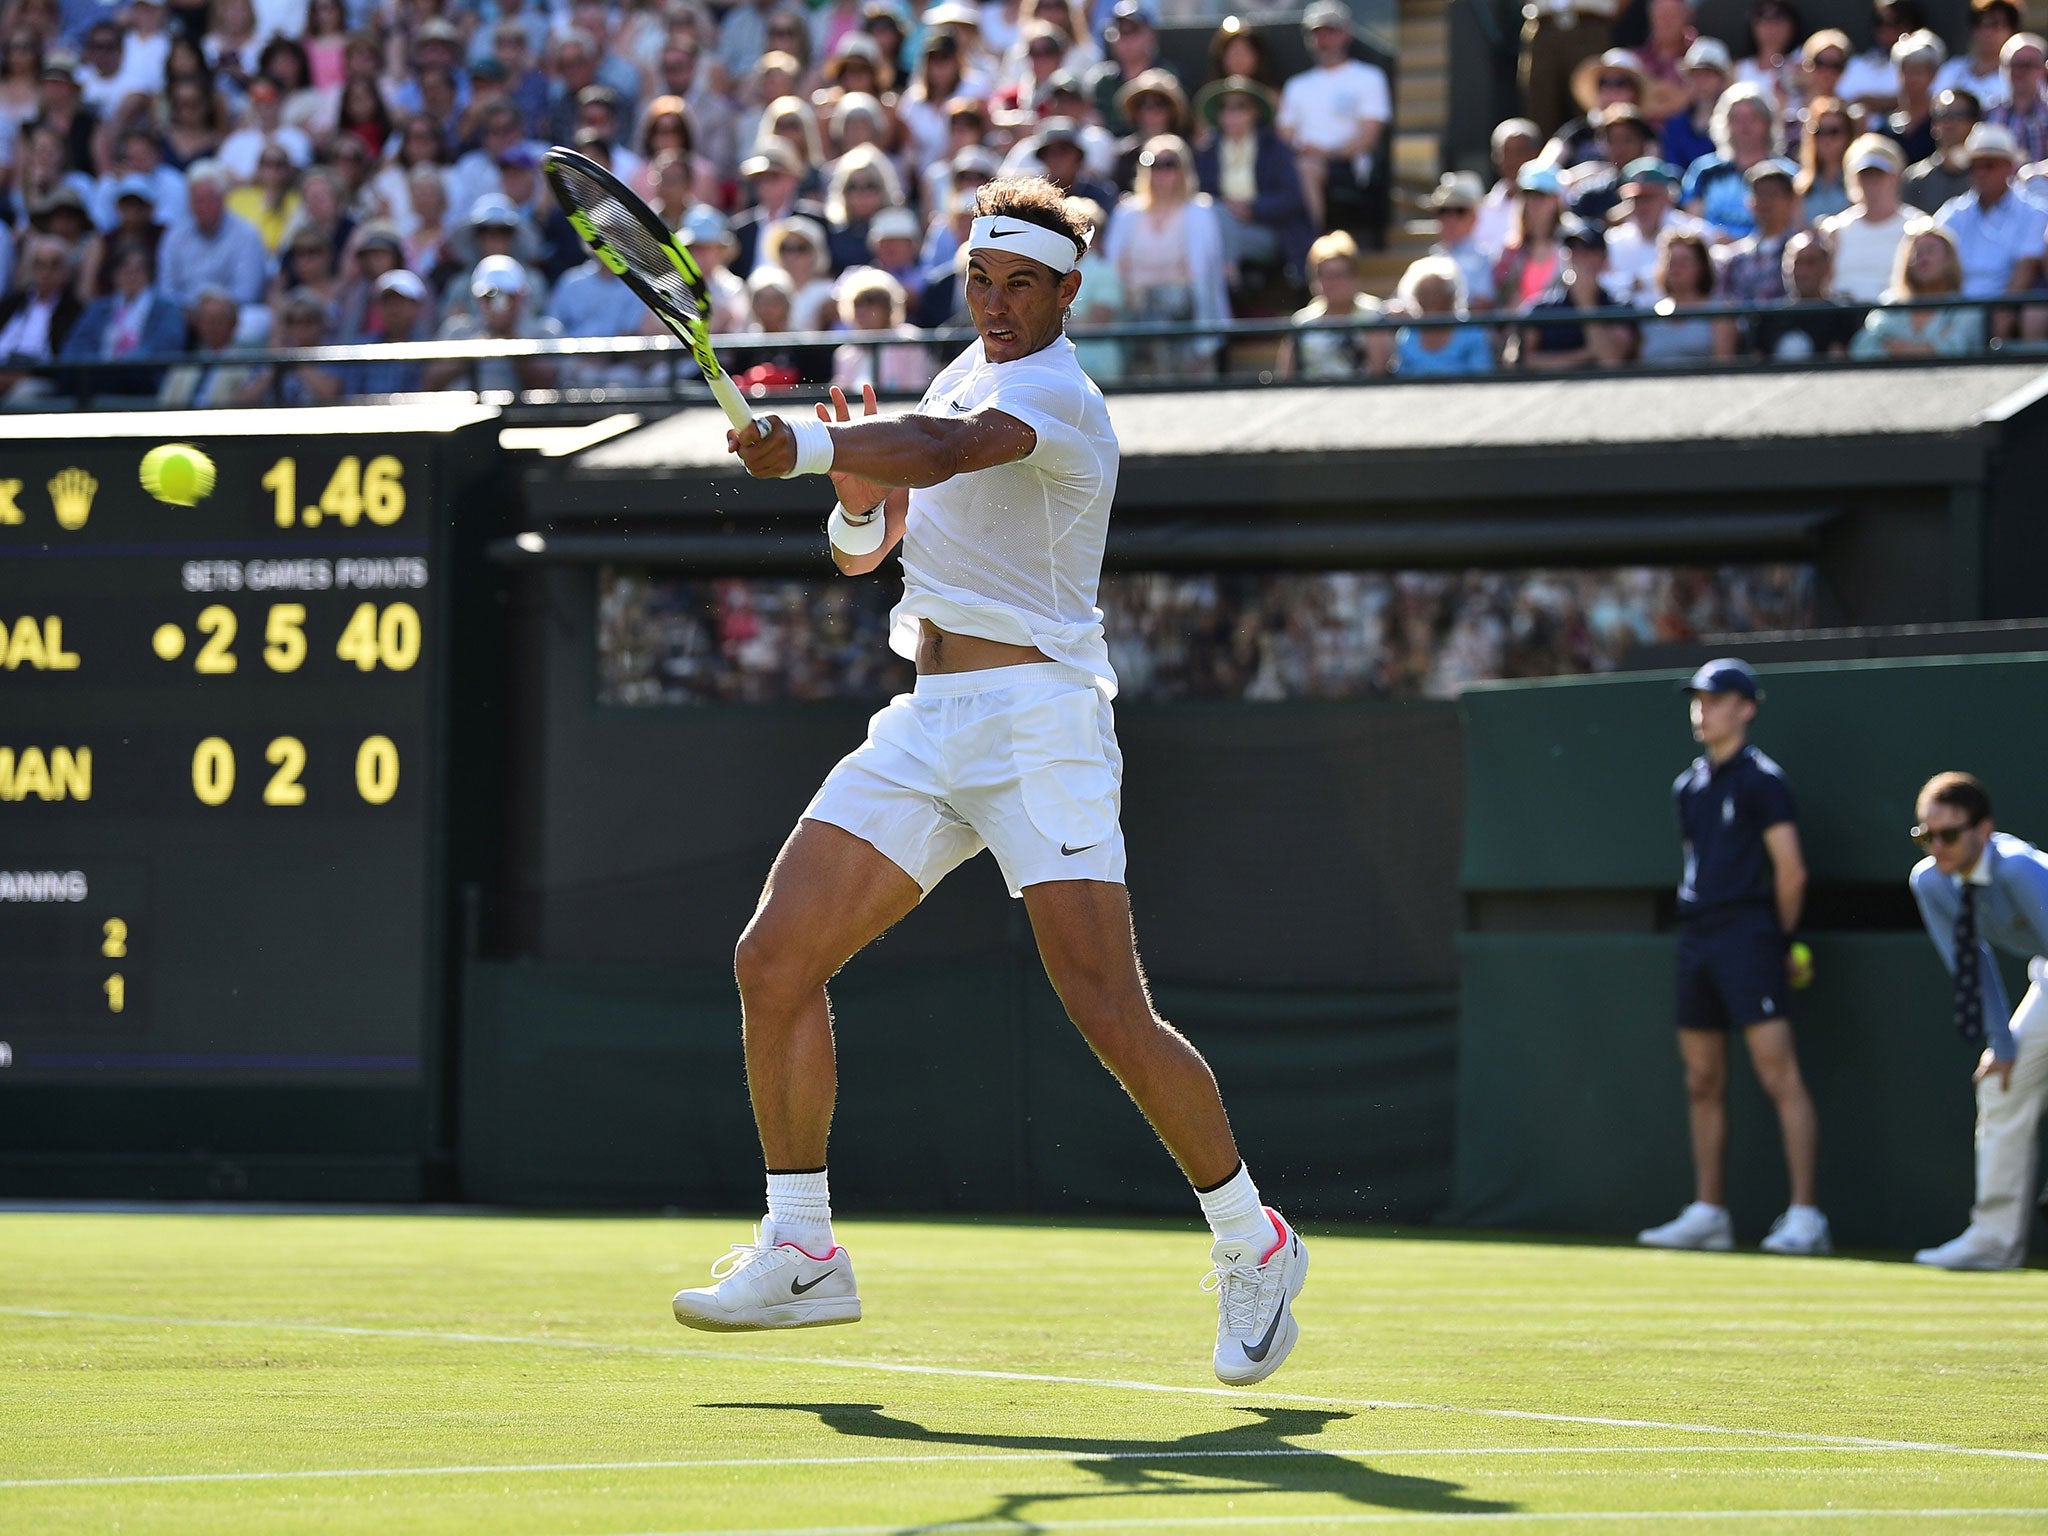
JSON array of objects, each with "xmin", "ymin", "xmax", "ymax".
[
  {"xmin": 1812, "ymin": 53, "xmax": 1845, "ymax": 68},
  {"xmin": 1910, "ymin": 822, "xmax": 1980, "ymax": 848},
  {"xmin": 845, "ymin": 179, "xmax": 882, "ymax": 192},
  {"xmin": 1598, "ymin": 74, "xmax": 1637, "ymax": 89}
]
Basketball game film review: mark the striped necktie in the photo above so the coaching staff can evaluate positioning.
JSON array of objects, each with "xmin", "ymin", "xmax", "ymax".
[{"xmin": 1953, "ymin": 881, "xmax": 1985, "ymax": 1044}]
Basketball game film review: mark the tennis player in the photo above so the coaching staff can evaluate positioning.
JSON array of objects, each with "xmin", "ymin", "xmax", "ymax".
[{"xmin": 671, "ymin": 177, "xmax": 1308, "ymax": 1385}]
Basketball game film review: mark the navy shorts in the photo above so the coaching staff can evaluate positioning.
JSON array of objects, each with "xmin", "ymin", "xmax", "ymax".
[{"xmin": 1676, "ymin": 914, "xmax": 1788, "ymax": 1032}]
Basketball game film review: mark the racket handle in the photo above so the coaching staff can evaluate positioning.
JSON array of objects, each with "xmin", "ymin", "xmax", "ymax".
[{"xmin": 708, "ymin": 368, "xmax": 758, "ymax": 433}]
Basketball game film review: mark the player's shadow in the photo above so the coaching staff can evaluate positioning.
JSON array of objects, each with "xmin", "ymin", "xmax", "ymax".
[{"xmin": 702, "ymin": 1400, "xmax": 1515, "ymax": 1531}]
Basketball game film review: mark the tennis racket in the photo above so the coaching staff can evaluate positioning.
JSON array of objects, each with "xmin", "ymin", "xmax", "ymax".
[{"xmin": 541, "ymin": 146, "xmax": 758, "ymax": 432}]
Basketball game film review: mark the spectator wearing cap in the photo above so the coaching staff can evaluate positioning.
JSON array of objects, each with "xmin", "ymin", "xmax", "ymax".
[
  {"xmin": 819, "ymin": 32, "xmax": 890, "ymax": 112},
  {"xmin": 426, "ymin": 253, "xmax": 562, "ymax": 394},
  {"xmin": 1518, "ymin": 0, "xmax": 1622, "ymax": 140},
  {"xmin": 1494, "ymin": 161, "xmax": 1566, "ymax": 310},
  {"xmin": 730, "ymin": 138, "xmax": 826, "ymax": 278},
  {"xmin": 1513, "ymin": 220, "xmax": 1629, "ymax": 368},
  {"xmin": 1603, "ymin": 158, "xmax": 1701, "ymax": 304},
  {"xmin": 1014, "ymin": 116, "xmax": 1119, "ymax": 215},
  {"xmin": 1985, "ymin": 33, "xmax": 2047, "ymax": 165},
  {"xmin": 0, "ymin": 233, "xmax": 84, "ymax": 396},
  {"xmin": 1104, "ymin": 133, "xmax": 1230, "ymax": 377},
  {"xmin": 444, "ymin": 191, "xmax": 549, "ymax": 320},
  {"xmin": 1795, "ymin": 97, "xmax": 1855, "ymax": 221},
  {"xmin": 83, "ymin": 174, "xmax": 166, "ymax": 293},
  {"xmin": 680, "ymin": 205, "xmax": 751, "ymax": 333},
  {"xmin": 227, "ymin": 142, "xmax": 303, "ymax": 254},
  {"xmin": 1275, "ymin": 228, "xmax": 1386, "ymax": 379},
  {"xmin": 1632, "ymin": 0, "xmax": 1699, "ymax": 123},
  {"xmin": 1662, "ymin": 37, "xmax": 1731, "ymax": 171},
  {"xmin": 1880, "ymin": 30, "xmax": 1944, "ymax": 164},
  {"xmin": 1090, "ymin": 1, "xmax": 1177, "ymax": 135},
  {"xmin": 343, "ymin": 268, "xmax": 432, "ymax": 397},
  {"xmin": 1682, "ymin": 83, "xmax": 1784, "ymax": 237},
  {"xmin": 1477, "ymin": 118, "xmax": 1541, "ymax": 255},
  {"xmin": 827, "ymin": 91, "xmax": 889, "ymax": 164},
  {"xmin": 1820, "ymin": 133, "xmax": 1910, "ymax": 301},
  {"xmin": 1192, "ymin": 75, "xmax": 1310, "ymax": 284},
  {"xmin": 1748, "ymin": 229, "xmax": 1860, "ymax": 357},
  {"xmin": 1713, "ymin": 157, "xmax": 1802, "ymax": 302},
  {"xmin": 1031, "ymin": 73, "xmax": 1120, "ymax": 182},
  {"xmin": 1934, "ymin": 0, "xmax": 2019, "ymax": 112},
  {"xmin": 1793, "ymin": 30, "xmax": 1853, "ymax": 128},
  {"xmin": 921, "ymin": 143, "xmax": 1001, "ymax": 273},
  {"xmin": 1638, "ymin": 228, "xmax": 1735, "ymax": 361},
  {"xmin": 1112, "ymin": 68, "xmax": 1189, "ymax": 190},
  {"xmin": 60, "ymin": 238, "xmax": 186, "ymax": 394},
  {"xmin": 1562, "ymin": 102, "xmax": 1654, "ymax": 223},
  {"xmin": 1851, "ymin": 218, "xmax": 1983, "ymax": 354},
  {"xmin": 862, "ymin": 203, "xmax": 925, "ymax": 305},
  {"xmin": 1421, "ymin": 171, "xmax": 1495, "ymax": 311},
  {"xmin": 830, "ymin": 266, "xmax": 934, "ymax": 393},
  {"xmin": 34, "ymin": 45, "xmax": 101, "ymax": 174},
  {"xmin": 1840, "ymin": 0, "xmax": 1919, "ymax": 112},
  {"xmin": 1904, "ymin": 88, "xmax": 1981, "ymax": 212},
  {"xmin": 1278, "ymin": 0, "xmax": 1388, "ymax": 232},
  {"xmin": 1550, "ymin": 48, "xmax": 1645, "ymax": 170},
  {"xmin": 158, "ymin": 285, "xmax": 258, "ymax": 406},
  {"xmin": 332, "ymin": 222, "xmax": 409, "ymax": 341},
  {"xmin": 1391, "ymin": 255, "xmax": 1495, "ymax": 376},
  {"xmin": 236, "ymin": 287, "xmax": 347, "ymax": 405},
  {"xmin": 1934, "ymin": 123, "xmax": 2044, "ymax": 324},
  {"xmin": 158, "ymin": 161, "xmax": 268, "ymax": 310}
]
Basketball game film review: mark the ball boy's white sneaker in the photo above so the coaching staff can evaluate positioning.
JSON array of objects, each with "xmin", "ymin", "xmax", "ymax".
[
  {"xmin": 672, "ymin": 1225, "xmax": 862, "ymax": 1332},
  {"xmin": 1205, "ymin": 1207, "xmax": 1308, "ymax": 1386},
  {"xmin": 1913, "ymin": 1227, "xmax": 2021, "ymax": 1271},
  {"xmin": 1637, "ymin": 1202, "xmax": 1735, "ymax": 1251},
  {"xmin": 1759, "ymin": 1206, "xmax": 1833, "ymax": 1256}
]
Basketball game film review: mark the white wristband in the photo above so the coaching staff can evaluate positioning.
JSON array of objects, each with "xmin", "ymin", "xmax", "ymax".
[
  {"xmin": 828, "ymin": 499, "xmax": 887, "ymax": 556},
  {"xmin": 781, "ymin": 414, "xmax": 835, "ymax": 478}
]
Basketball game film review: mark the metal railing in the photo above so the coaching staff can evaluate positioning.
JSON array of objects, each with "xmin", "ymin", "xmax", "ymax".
[{"xmin": 7, "ymin": 293, "xmax": 2039, "ymax": 410}]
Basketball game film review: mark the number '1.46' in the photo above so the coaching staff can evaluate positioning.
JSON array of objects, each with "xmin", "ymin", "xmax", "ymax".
[{"xmin": 261, "ymin": 456, "xmax": 407, "ymax": 528}]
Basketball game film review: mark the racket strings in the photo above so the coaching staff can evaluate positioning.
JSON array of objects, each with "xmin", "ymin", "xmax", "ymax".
[{"xmin": 557, "ymin": 170, "xmax": 704, "ymax": 325}]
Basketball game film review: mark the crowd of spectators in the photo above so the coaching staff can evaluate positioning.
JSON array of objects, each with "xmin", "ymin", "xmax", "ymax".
[
  {"xmin": 596, "ymin": 562, "xmax": 1816, "ymax": 703},
  {"xmin": 0, "ymin": 0, "xmax": 1405, "ymax": 398},
  {"xmin": 0, "ymin": 0, "xmax": 2037, "ymax": 398}
]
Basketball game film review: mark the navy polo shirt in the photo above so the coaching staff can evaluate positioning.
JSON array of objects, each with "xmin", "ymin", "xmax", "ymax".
[{"xmin": 1674, "ymin": 744, "xmax": 1797, "ymax": 921}]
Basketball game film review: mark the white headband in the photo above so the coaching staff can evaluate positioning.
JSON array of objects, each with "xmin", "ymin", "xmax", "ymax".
[{"xmin": 965, "ymin": 214, "xmax": 1080, "ymax": 275}]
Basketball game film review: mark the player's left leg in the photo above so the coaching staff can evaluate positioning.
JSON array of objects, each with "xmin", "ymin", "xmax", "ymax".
[
  {"xmin": 1022, "ymin": 878, "xmax": 1307, "ymax": 1385},
  {"xmin": 1744, "ymin": 1018, "xmax": 1831, "ymax": 1256}
]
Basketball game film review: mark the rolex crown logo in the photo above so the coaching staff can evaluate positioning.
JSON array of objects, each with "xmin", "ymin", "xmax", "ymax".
[{"xmin": 49, "ymin": 467, "xmax": 98, "ymax": 531}]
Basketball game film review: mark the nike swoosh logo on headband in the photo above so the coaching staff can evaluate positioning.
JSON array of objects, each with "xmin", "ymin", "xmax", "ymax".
[{"xmin": 987, "ymin": 225, "xmax": 1023, "ymax": 239}]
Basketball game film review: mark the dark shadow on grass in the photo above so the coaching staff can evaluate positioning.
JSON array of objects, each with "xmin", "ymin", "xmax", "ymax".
[{"xmin": 702, "ymin": 1400, "xmax": 1517, "ymax": 1531}]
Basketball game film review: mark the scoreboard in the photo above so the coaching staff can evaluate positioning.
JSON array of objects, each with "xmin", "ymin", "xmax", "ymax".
[{"xmin": 0, "ymin": 404, "xmax": 498, "ymax": 1102}]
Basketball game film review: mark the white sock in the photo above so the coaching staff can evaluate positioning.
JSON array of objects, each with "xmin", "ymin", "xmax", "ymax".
[
  {"xmin": 763, "ymin": 1169, "xmax": 833, "ymax": 1254},
  {"xmin": 1196, "ymin": 1162, "xmax": 1278, "ymax": 1248},
  {"xmin": 1787, "ymin": 1204, "xmax": 1822, "ymax": 1219}
]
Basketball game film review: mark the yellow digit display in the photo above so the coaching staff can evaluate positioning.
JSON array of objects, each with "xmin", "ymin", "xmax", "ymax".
[
  {"xmin": 101, "ymin": 918, "xmax": 127, "ymax": 958},
  {"xmin": 104, "ymin": 974, "xmax": 124, "ymax": 1014},
  {"xmin": 194, "ymin": 606, "xmax": 237, "ymax": 673},
  {"xmin": 263, "ymin": 736, "xmax": 307, "ymax": 805},
  {"xmin": 191, "ymin": 737, "xmax": 235, "ymax": 805},
  {"xmin": 356, "ymin": 736, "xmax": 399, "ymax": 804},
  {"xmin": 263, "ymin": 604, "xmax": 307, "ymax": 672},
  {"xmin": 261, "ymin": 456, "xmax": 296, "ymax": 528},
  {"xmin": 363, "ymin": 456, "xmax": 406, "ymax": 524}
]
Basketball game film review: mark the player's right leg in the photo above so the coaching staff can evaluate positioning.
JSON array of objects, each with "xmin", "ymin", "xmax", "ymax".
[{"xmin": 672, "ymin": 818, "xmax": 921, "ymax": 1332}]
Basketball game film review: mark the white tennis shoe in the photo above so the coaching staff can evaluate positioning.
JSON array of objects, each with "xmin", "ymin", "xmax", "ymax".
[
  {"xmin": 1913, "ymin": 1227, "xmax": 2020, "ymax": 1271},
  {"xmin": 1759, "ymin": 1206, "xmax": 1833, "ymax": 1256},
  {"xmin": 1205, "ymin": 1208, "xmax": 1308, "ymax": 1386},
  {"xmin": 1637, "ymin": 1202, "xmax": 1735, "ymax": 1251},
  {"xmin": 672, "ymin": 1226, "xmax": 862, "ymax": 1332}
]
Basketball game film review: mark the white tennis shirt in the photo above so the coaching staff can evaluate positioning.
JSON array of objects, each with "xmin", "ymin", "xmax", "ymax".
[{"xmin": 890, "ymin": 333, "xmax": 1123, "ymax": 695}]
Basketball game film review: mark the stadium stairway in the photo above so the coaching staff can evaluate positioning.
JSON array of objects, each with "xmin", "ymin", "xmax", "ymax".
[{"xmin": 1367, "ymin": 0, "xmax": 1450, "ymax": 295}]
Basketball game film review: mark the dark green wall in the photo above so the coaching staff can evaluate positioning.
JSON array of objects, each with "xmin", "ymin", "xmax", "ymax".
[{"xmin": 1453, "ymin": 654, "xmax": 2048, "ymax": 1251}]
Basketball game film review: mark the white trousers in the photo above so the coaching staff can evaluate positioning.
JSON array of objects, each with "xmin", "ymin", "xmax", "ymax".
[{"xmin": 1968, "ymin": 962, "xmax": 2048, "ymax": 1263}]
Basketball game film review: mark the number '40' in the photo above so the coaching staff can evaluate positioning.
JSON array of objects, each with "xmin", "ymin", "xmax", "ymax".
[{"xmin": 336, "ymin": 603, "xmax": 420, "ymax": 672}]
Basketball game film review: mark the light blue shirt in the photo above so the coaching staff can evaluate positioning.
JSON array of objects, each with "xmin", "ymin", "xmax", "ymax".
[
  {"xmin": 158, "ymin": 212, "xmax": 269, "ymax": 306},
  {"xmin": 545, "ymin": 262, "xmax": 649, "ymax": 339},
  {"xmin": 1933, "ymin": 190, "xmax": 2048, "ymax": 299},
  {"xmin": 1910, "ymin": 831, "xmax": 2048, "ymax": 1061}
]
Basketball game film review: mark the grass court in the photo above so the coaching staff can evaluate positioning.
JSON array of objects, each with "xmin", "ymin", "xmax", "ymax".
[{"xmin": 2, "ymin": 1211, "xmax": 2044, "ymax": 1534}]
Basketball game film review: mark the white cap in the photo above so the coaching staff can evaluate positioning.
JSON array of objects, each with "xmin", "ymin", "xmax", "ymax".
[
  {"xmin": 471, "ymin": 253, "xmax": 528, "ymax": 297},
  {"xmin": 1963, "ymin": 123, "xmax": 2021, "ymax": 163},
  {"xmin": 1682, "ymin": 37, "xmax": 1731, "ymax": 74},
  {"xmin": 374, "ymin": 268, "xmax": 429, "ymax": 301},
  {"xmin": 869, "ymin": 206, "xmax": 922, "ymax": 242}
]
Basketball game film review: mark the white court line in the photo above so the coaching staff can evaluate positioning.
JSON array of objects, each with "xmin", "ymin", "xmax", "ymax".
[
  {"xmin": 597, "ymin": 1515, "xmax": 2048, "ymax": 1536},
  {"xmin": 6, "ymin": 1305, "xmax": 2046, "ymax": 1467},
  {"xmin": 0, "ymin": 1445, "xmax": 1908, "ymax": 1492}
]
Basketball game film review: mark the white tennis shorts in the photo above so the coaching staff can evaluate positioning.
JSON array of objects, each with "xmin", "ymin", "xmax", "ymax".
[{"xmin": 803, "ymin": 662, "xmax": 1126, "ymax": 897}]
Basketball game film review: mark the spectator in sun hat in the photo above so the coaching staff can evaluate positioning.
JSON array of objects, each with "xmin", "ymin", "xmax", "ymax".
[
  {"xmin": 1880, "ymin": 29, "xmax": 1945, "ymax": 164},
  {"xmin": 730, "ymin": 138, "xmax": 826, "ymax": 278},
  {"xmin": 1192, "ymin": 74, "xmax": 1311, "ymax": 281},
  {"xmin": 1113, "ymin": 66, "xmax": 1190, "ymax": 190},
  {"xmin": 1278, "ymin": 0, "xmax": 1389, "ymax": 229},
  {"xmin": 1903, "ymin": 88, "xmax": 1981, "ymax": 213},
  {"xmin": 1421, "ymin": 170, "xmax": 1495, "ymax": 310},
  {"xmin": 1985, "ymin": 33, "xmax": 2048, "ymax": 165},
  {"xmin": 1933, "ymin": 122, "xmax": 2045, "ymax": 324},
  {"xmin": 1551, "ymin": 48, "xmax": 1646, "ymax": 170},
  {"xmin": 1682, "ymin": 82, "xmax": 1786, "ymax": 237},
  {"xmin": 1477, "ymin": 118, "xmax": 1542, "ymax": 255},
  {"xmin": 1662, "ymin": 36, "xmax": 1732, "ymax": 171},
  {"xmin": 1603, "ymin": 157, "xmax": 1701, "ymax": 304},
  {"xmin": 1713, "ymin": 157, "xmax": 1802, "ymax": 303},
  {"xmin": 1562, "ymin": 102, "xmax": 1655, "ymax": 223},
  {"xmin": 1819, "ymin": 132, "xmax": 1910, "ymax": 301}
]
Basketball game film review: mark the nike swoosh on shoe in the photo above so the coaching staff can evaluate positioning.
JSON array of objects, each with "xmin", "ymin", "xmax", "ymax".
[
  {"xmin": 1241, "ymin": 1303, "xmax": 1285, "ymax": 1363},
  {"xmin": 790, "ymin": 1268, "xmax": 838, "ymax": 1295}
]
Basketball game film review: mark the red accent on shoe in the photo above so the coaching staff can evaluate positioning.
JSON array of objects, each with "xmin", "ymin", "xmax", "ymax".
[
  {"xmin": 1258, "ymin": 1208, "xmax": 1289, "ymax": 1265},
  {"xmin": 777, "ymin": 1242, "xmax": 841, "ymax": 1262}
]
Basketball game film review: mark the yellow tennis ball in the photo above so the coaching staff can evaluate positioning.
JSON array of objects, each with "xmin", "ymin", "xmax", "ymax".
[
  {"xmin": 139, "ymin": 444, "xmax": 217, "ymax": 507},
  {"xmin": 1789, "ymin": 941, "xmax": 1814, "ymax": 989}
]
